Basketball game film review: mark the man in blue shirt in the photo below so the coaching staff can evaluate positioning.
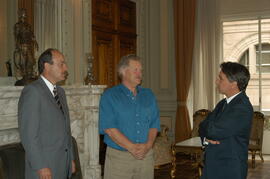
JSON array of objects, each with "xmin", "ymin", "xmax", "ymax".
[{"xmin": 99, "ymin": 54, "xmax": 160, "ymax": 179}]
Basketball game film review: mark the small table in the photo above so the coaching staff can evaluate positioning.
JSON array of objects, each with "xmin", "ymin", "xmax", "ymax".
[{"xmin": 170, "ymin": 137, "xmax": 203, "ymax": 178}]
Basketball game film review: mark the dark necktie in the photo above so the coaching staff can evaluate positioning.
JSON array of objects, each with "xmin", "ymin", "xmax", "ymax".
[
  {"xmin": 222, "ymin": 101, "xmax": 228, "ymax": 112},
  {"xmin": 53, "ymin": 87, "xmax": 64, "ymax": 113}
]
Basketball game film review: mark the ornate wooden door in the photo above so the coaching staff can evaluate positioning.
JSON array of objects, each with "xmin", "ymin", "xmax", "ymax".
[{"xmin": 92, "ymin": 0, "xmax": 136, "ymax": 87}]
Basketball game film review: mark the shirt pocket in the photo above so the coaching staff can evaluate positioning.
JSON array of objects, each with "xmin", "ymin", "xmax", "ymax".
[{"xmin": 141, "ymin": 107, "xmax": 152, "ymax": 127}]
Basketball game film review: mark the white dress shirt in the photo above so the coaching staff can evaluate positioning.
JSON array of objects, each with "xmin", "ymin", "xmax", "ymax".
[
  {"xmin": 226, "ymin": 91, "xmax": 241, "ymax": 104},
  {"xmin": 40, "ymin": 75, "xmax": 56, "ymax": 97}
]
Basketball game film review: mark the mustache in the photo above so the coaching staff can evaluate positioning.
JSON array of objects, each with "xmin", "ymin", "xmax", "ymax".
[{"xmin": 64, "ymin": 71, "xmax": 69, "ymax": 78}]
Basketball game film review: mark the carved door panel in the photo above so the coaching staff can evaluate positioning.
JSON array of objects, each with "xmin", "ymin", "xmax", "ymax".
[
  {"xmin": 92, "ymin": 0, "xmax": 116, "ymax": 32},
  {"xmin": 118, "ymin": 0, "xmax": 136, "ymax": 34},
  {"xmin": 92, "ymin": 30, "xmax": 117, "ymax": 86},
  {"xmin": 118, "ymin": 36, "xmax": 136, "ymax": 64},
  {"xmin": 92, "ymin": 0, "xmax": 136, "ymax": 87},
  {"xmin": 119, "ymin": 36, "xmax": 136, "ymax": 57}
]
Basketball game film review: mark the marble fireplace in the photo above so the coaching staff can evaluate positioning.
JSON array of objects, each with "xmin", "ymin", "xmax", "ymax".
[{"xmin": 0, "ymin": 85, "xmax": 106, "ymax": 179}]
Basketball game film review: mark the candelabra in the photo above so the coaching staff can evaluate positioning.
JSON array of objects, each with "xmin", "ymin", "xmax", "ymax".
[{"xmin": 84, "ymin": 53, "xmax": 95, "ymax": 85}]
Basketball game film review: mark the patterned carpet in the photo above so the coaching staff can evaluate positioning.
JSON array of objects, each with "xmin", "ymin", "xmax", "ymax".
[
  {"xmin": 154, "ymin": 153, "xmax": 198, "ymax": 179},
  {"xmin": 155, "ymin": 153, "xmax": 270, "ymax": 179}
]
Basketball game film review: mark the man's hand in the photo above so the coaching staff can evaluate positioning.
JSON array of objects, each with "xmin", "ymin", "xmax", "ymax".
[
  {"xmin": 104, "ymin": 128, "xmax": 156, "ymax": 160},
  {"xmin": 206, "ymin": 139, "xmax": 220, "ymax": 145},
  {"xmin": 37, "ymin": 168, "xmax": 52, "ymax": 179},
  {"xmin": 72, "ymin": 160, "xmax": 76, "ymax": 173},
  {"xmin": 128, "ymin": 143, "xmax": 152, "ymax": 160},
  {"xmin": 127, "ymin": 144, "xmax": 142, "ymax": 159},
  {"xmin": 136, "ymin": 143, "xmax": 152, "ymax": 159}
]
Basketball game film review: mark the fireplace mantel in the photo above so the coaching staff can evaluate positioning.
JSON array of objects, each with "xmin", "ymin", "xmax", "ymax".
[{"xmin": 0, "ymin": 85, "xmax": 106, "ymax": 179}]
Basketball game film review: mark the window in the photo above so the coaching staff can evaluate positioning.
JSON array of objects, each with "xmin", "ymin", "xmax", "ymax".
[
  {"xmin": 256, "ymin": 44, "xmax": 270, "ymax": 73},
  {"xmin": 239, "ymin": 50, "xmax": 249, "ymax": 68},
  {"xmin": 223, "ymin": 18, "xmax": 270, "ymax": 112}
]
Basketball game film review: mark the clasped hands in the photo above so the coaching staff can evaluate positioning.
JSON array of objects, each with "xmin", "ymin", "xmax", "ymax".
[{"xmin": 128, "ymin": 143, "xmax": 151, "ymax": 160}]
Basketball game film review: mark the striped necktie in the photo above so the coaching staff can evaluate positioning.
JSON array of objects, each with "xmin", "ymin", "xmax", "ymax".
[{"xmin": 53, "ymin": 87, "xmax": 63, "ymax": 113}]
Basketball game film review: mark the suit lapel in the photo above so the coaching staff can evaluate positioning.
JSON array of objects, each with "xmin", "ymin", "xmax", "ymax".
[
  {"xmin": 57, "ymin": 88, "xmax": 69, "ymax": 133},
  {"xmin": 217, "ymin": 99, "xmax": 227, "ymax": 112},
  {"xmin": 57, "ymin": 86, "xmax": 68, "ymax": 117},
  {"xmin": 209, "ymin": 98, "xmax": 227, "ymax": 121},
  {"xmin": 219, "ymin": 92, "xmax": 245, "ymax": 115},
  {"xmin": 37, "ymin": 78, "xmax": 65, "ymax": 115},
  {"xmin": 209, "ymin": 92, "xmax": 246, "ymax": 123},
  {"xmin": 228, "ymin": 92, "xmax": 245, "ymax": 106}
]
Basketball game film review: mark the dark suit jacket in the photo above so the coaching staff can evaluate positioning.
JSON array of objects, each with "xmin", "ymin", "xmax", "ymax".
[
  {"xmin": 199, "ymin": 92, "xmax": 253, "ymax": 179},
  {"xmin": 18, "ymin": 78, "xmax": 74, "ymax": 179}
]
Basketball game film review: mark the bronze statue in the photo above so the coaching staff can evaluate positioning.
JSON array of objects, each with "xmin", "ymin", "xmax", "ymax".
[{"xmin": 13, "ymin": 8, "xmax": 38, "ymax": 86}]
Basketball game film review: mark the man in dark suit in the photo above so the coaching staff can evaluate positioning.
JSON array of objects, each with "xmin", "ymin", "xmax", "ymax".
[
  {"xmin": 18, "ymin": 48, "xmax": 75, "ymax": 179},
  {"xmin": 199, "ymin": 62, "xmax": 253, "ymax": 179}
]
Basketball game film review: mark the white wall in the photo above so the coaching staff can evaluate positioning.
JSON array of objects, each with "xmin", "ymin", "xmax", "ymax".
[
  {"xmin": 143, "ymin": 0, "xmax": 177, "ymax": 140},
  {"xmin": 220, "ymin": 0, "xmax": 270, "ymax": 18}
]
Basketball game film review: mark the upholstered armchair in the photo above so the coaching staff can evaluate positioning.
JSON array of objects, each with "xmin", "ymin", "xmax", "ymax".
[
  {"xmin": 153, "ymin": 124, "xmax": 172, "ymax": 168},
  {"xmin": 191, "ymin": 109, "xmax": 211, "ymax": 137},
  {"xmin": 249, "ymin": 111, "xmax": 265, "ymax": 168}
]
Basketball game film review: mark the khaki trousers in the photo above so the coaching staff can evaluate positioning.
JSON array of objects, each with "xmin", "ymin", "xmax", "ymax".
[{"xmin": 104, "ymin": 147, "xmax": 154, "ymax": 179}]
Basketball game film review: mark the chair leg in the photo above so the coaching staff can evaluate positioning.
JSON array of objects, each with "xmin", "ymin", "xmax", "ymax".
[
  {"xmin": 251, "ymin": 151, "xmax": 256, "ymax": 168},
  {"xmin": 170, "ymin": 145, "xmax": 176, "ymax": 179},
  {"xmin": 197, "ymin": 166, "xmax": 201, "ymax": 178},
  {"xmin": 198, "ymin": 152, "xmax": 204, "ymax": 178},
  {"xmin": 259, "ymin": 151, "xmax": 264, "ymax": 163}
]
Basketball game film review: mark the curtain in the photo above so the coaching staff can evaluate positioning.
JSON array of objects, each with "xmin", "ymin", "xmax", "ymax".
[
  {"xmin": 35, "ymin": 0, "xmax": 63, "ymax": 56},
  {"xmin": 191, "ymin": 0, "xmax": 222, "ymax": 113},
  {"xmin": 174, "ymin": 0, "xmax": 196, "ymax": 142}
]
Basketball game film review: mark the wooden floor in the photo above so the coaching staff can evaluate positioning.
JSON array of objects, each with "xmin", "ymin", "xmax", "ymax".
[
  {"xmin": 154, "ymin": 153, "xmax": 270, "ymax": 179},
  {"xmin": 248, "ymin": 160, "xmax": 270, "ymax": 179}
]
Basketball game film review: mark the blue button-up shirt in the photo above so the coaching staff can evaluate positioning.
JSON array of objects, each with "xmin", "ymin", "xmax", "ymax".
[{"xmin": 99, "ymin": 84, "xmax": 160, "ymax": 151}]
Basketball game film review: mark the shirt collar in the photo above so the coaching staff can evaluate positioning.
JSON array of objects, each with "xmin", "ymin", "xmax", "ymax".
[
  {"xmin": 226, "ymin": 91, "xmax": 241, "ymax": 104},
  {"xmin": 41, "ymin": 75, "xmax": 56, "ymax": 96},
  {"xmin": 120, "ymin": 84, "xmax": 141, "ymax": 96}
]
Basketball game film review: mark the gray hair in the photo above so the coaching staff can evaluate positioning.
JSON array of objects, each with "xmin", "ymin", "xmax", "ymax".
[{"xmin": 117, "ymin": 54, "xmax": 141, "ymax": 80}]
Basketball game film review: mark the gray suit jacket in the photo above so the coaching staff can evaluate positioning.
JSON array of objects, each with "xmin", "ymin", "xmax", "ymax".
[{"xmin": 18, "ymin": 78, "xmax": 74, "ymax": 179}]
